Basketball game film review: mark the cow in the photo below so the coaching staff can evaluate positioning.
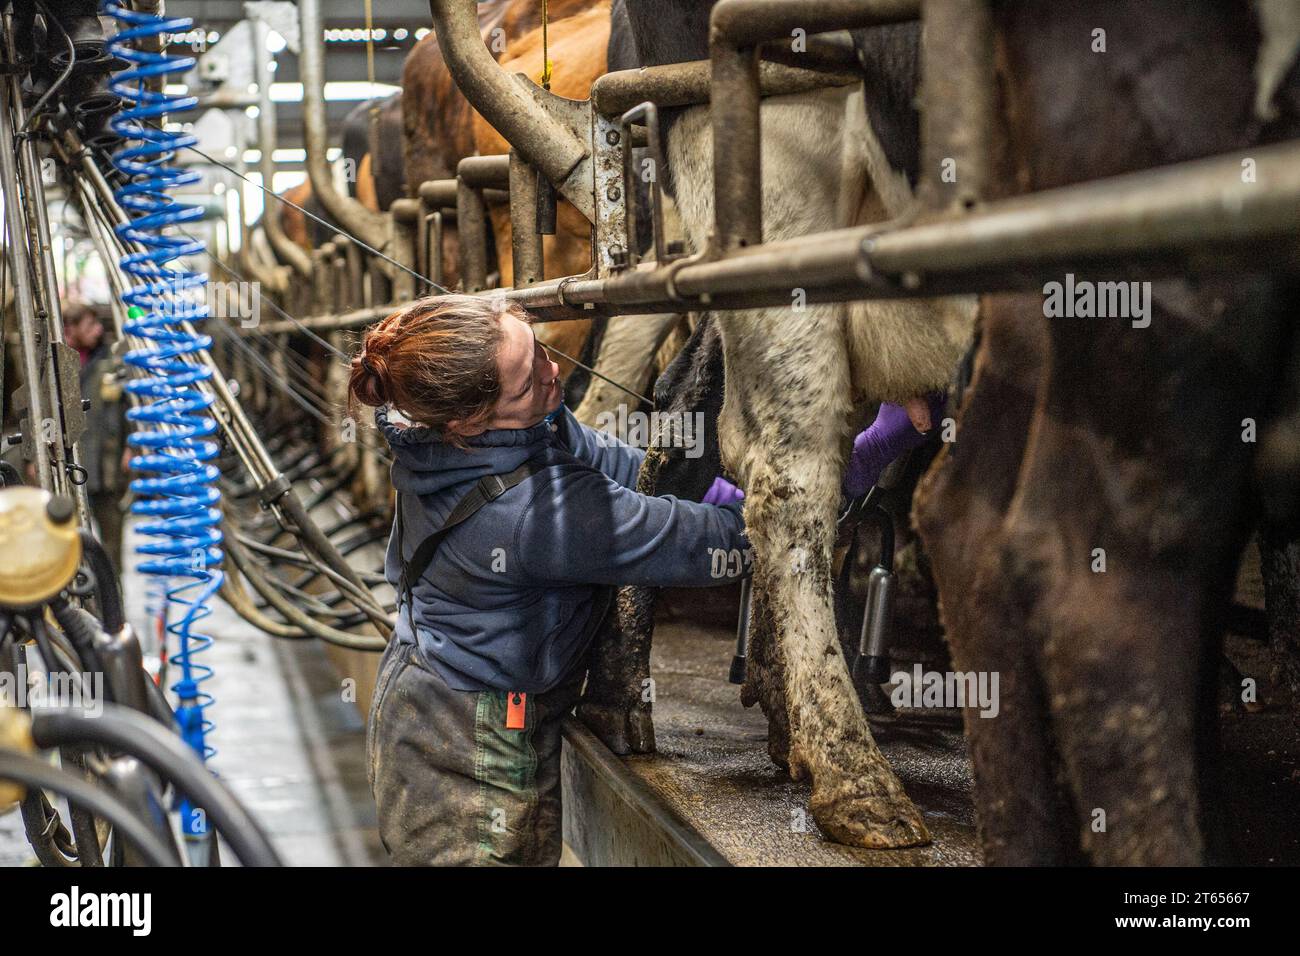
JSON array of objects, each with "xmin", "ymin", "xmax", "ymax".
[
  {"xmin": 345, "ymin": 93, "xmax": 405, "ymax": 214},
  {"xmin": 471, "ymin": 2, "xmax": 609, "ymax": 287},
  {"xmin": 576, "ymin": 0, "xmax": 977, "ymax": 848},
  {"xmin": 400, "ymin": 0, "xmax": 592, "ymax": 199},
  {"xmin": 912, "ymin": 0, "xmax": 1300, "ymax": 864},
  {"xmin": 277, "ymin": 178, "xmax": 325, "ymax": 252}
]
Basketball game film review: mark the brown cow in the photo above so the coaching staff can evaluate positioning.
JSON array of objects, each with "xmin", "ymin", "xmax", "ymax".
[
  {"xmin": 279, "ymin": 179, "xmax": 314, "ymax": 252},
  {"xmin": 401, "ymin": 0, "xmax": 592, "ymax": 194}
]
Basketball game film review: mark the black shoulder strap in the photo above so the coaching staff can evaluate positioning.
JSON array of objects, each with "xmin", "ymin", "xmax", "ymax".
[{"xmin": 396, "ymin": 453, "xmax": 549, "ymax": 630}]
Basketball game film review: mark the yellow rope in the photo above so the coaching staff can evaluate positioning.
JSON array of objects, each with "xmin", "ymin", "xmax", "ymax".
[
  {"xmin": 539, "ymin": 0, "xmax": 552, "ymax": 90},
  {"xmin": 363, "ymin": 0, "xmax": 377, "ymax": 89}
]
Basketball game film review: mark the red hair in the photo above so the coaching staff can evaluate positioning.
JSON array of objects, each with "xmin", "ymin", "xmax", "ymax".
[{"xmin": 349, "ymin": 294, "xmax": 528, "ymax": 449}]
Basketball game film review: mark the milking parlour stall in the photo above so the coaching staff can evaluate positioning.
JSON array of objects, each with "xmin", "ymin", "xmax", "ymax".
[{"xmin": 0, "ymin": 0, "xmax": 1296, "ymax": 938}]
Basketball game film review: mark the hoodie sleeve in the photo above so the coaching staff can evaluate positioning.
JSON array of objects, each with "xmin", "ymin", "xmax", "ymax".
[
  {"xmin": 514, "ymin": 466, "xmax": 752, "ymax": 588},
  {"xmin": 552, "ymin": 404, "xmax": 645, "ymax": 490}
]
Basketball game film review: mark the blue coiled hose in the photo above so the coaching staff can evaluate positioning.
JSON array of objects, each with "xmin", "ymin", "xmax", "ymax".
[{"xmin": 104, "ymin": 2, "xmax": 222, "ymax": 850}]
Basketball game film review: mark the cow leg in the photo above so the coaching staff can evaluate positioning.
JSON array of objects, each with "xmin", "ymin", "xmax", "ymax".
[
  {"xmin": 579, "ymin": 582, "xmax": 658, "ymax": 755},
  {"xmin": 1007, "ymin": 282, "xmax": 1278, "ymax": 864},
  {"xmin": 579, "ymin": 318, "xmax": 728, "ymax": 754},
  {"xmin": 916, "ymin": 296, "xmax": 1080, "ymax": 864},
  {"xmin": 577, "ymin": 443, "xmax": 670, "ymax": 755},
  {"xmin": 739, "ymin": 580, "xmax": 793, "ymax": 768},
  {"xmin": 718, "ymin": 308, "xmax": 928, "ymax": 848},
  {"xmin": 1260, "ymin": 526, "xmax": 1300, "ymax": 702}
]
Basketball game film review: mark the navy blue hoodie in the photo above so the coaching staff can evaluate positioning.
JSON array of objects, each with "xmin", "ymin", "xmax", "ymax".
[{"xmin": 377, "ymin": 402, "xmax": 751, "ymax": 693}]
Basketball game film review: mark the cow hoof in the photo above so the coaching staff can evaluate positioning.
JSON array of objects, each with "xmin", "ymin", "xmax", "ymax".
[
  {"xmin": 766, "ymin": 718, "xmax": 791, "ymax": 771},
  {"xmin": 810, "ymin": 783, "xmax": 931, "ymax": 849},
  {"xmin": 576, "ymin": 701, "xmax": 656, "ymax": 755}
]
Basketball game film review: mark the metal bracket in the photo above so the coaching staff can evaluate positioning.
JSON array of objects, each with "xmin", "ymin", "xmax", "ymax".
[
  {"xmin": 592, "ymin": 111, "xmax": 628, "ymax": 278},
  {"xmin": 510, "ymin": 73, "xmax": 596, "ymax": 225}
]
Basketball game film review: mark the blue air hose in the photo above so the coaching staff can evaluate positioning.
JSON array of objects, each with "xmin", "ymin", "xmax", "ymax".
[{"xmin": 104, "ymin": 2, "xmax": 222, "ymax": 854}]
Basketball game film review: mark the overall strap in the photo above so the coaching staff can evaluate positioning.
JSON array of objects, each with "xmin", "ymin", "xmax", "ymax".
[{"xmin": 395, "ymin": 453, "xmax": 549, "ymax": 632}]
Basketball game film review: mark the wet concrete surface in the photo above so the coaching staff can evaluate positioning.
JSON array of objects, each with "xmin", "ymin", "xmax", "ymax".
[{"xmin": 621, "ymin": 592, "xmax": 982, "ymax": 866}]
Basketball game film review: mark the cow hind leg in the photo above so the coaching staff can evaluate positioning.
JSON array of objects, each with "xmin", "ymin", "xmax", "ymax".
[
  {"xmin": 742, "ymin": 460, "xmax": 928, "ymax": 846},
  {"xmin": 1014, "ymin": 281, "xmax": 1277, "ymax": 864},
  {"xmin": 740, "ymin": 579, "xmax": 792, "ymax": 768},
  {"xmin": 719, "ymin": 310, "xmax": 928, "ymax": 848},
  {"xmin": 916, "ymin": 296, "xmax": 1081, "ymax": 863},
  {"xmin": 578, "ymin": 583, "xmax": 658, "ymax": 755},
  {"xmin": 579, "ymin": 318, "xmax": 729, "ymax": 754}
]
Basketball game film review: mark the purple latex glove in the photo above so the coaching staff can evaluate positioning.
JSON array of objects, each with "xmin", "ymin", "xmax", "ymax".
[
  {"xmin": 843, "ymin": 394, "xmax": 946, "ymax": 498},
  {"xmin": 702, "ymin": 475, "xmax": 745, "ymax": 506}
]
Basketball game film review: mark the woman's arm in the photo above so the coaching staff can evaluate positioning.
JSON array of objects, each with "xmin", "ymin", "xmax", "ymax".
[
  {"xmin": 552, "ymin": 403, "xmax": 646, "ymax": 490},
  {"xmin": 513, "ymin": 466, "xmax": 751, "ymax": 588}
]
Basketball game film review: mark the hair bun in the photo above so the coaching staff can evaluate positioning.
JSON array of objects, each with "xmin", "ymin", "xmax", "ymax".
[{"xmin": 349, "ymin": 350, "xmax": 389, "ymax": 407}]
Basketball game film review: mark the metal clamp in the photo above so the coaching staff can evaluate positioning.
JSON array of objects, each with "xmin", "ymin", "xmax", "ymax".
[{"xmin": 619, "ymin": 101, "xmax": 668, "ymax": 268}]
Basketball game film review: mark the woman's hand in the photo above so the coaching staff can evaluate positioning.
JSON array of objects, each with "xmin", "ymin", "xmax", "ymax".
[
  {"xmin": 843, "ymin": 393, "xmax": 946, "ymax": 498},
  {"xmin": 701, "ymin": 475, "xmax": 745, "ymax": 506}
]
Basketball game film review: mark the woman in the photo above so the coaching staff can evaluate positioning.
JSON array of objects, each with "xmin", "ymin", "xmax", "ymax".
[
  {"xmin": 351, "ymin": 295, "xmax": 938, "ymax": 866},
  {"xmin": 351, "ymin": 295, "xmax": 749, "ymax": 866}
]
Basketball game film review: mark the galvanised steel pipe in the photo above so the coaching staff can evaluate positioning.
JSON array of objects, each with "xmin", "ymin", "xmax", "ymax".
[
  {"xmin": 299, "ymin": 0, "xmax": 390, "ymax": 253},
  {"xmin": 862, "ymin": 140, "xmax": 1300, "ymax": 276},
  {"xmin": 456, "ymin": 162, "xmax": 492, "ymax": 293},
  {"xmin": 590, "ymin": 58, "xmax": 858, "ymax": 117},
  {"xmin": 0, "ymin": 39, "xmax": 58, "ymax": 491},
  {"xmin": 246, "ymin": 141, "xmax": 1300, "ymax": 330},
  {"xmin": 418, "ymin": 179, "xmax": 459, "ymax": 210},
  {"xmin": 509, "ymin": 151, "xmax": 544, "ymax": 287},
  {"xmin": 416, "ymin": 179, "xmax": 458, "ymax": 293},
  {"xmin": 919, "ymin": 0, "xmax": 995, "ymax": 212},
  {"xmin": 311, "ymin": 244, "xmax": 334, "ymax": 315},
  {"xmin": 253, "ymin": 14, "xmax": 310, "ymax": 276},
  {"xmin": 232, "ymin": 155, "xmax": 282, "ymax": 293},
  {"xmin": 427, "ymin": 0, "xmax": 590, "ymax": 214},
  {"xmin": 391, "ymin": 199, "xmax": 422, "ymax": 302},
  {"xmin": 459, "ymin": 154, "xmax": 511, "ymax": 188},
  {"xmin": 709, "ymin": 0, "xmax": 921, "ymax": 250}
]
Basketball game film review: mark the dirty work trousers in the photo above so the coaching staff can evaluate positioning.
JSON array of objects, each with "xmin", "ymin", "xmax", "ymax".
[{"xmin": 367, "ymin": 639, "xmax": 588, "ymax": 866}]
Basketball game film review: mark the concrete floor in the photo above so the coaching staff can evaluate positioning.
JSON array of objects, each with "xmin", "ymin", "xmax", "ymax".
[
  {"xmin": 619, "ymin": 598, "xmax": 981, "ymax": 866},
  {"xmin": 587, "ymin": 548, "xmax": 1299, "ymax": 866}
]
